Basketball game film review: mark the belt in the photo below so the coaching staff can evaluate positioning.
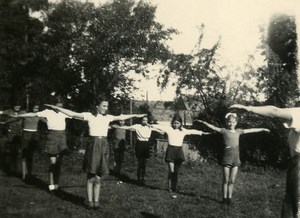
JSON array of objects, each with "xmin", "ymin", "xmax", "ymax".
[
  {"xmin": 138, "ymin": 139, "xmax": 149, "ymax": 142},
  {"xmin": 90, "ymin": 136, "xmax": 107, "ymax": 139}
]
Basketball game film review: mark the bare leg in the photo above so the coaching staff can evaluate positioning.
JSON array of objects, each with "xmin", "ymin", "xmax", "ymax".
[
  {"xmin": 223, "ymin": 166, "xmax": 230, "ymax": 199},
  {"xmin": 94, "ymin": 175, "xmax": 101, "ymax": 208},
  {"xmin": 22, "ymin": 158, "xmax": 27, "ymax": 180},
  {"xmin": 173, "ymin": 162, "xmax": 181, "ymax": 192},
  {"xmin": 54, "ymin": 155, "xmax": 63, "ymax": 187},
  {"xmin": 228, "ymin": 166, "xmax": 238, "ymax": 199},
  {"xmin": 86, "ymin": 176, "xmax": 94, "ymax": 209},
  {"xmin": 167, "ymin": 162, "xmax": 174, "ymax": 191},
  {"xmin": 49, "ymin": 156, "xmax": 57, "ymax": 188}
]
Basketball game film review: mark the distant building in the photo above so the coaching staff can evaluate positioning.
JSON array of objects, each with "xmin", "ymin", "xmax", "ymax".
[{"xmin": 132, "ymin": 94, "xmax": 204, "ymax": 126}]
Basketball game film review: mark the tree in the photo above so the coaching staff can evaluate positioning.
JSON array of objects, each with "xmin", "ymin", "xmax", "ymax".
[
  {"xmin": 40, "ymin": 0, "xmax": 177, "ymax": 112},
  {"xmin": 0, "ymin": 0, "xmax": 46, "ymax": 108},
  {"xmin": 262, "ymin": 14, "xmax": 298, "ymax": 107}
]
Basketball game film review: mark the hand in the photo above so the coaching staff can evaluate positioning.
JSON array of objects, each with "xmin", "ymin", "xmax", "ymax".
[
  {"xmin": 264, "ymin": 129, "xmax": 270, "ymax": 133},
  {"xmin": 229, "ymin": 104, "xmax": 248, "ymax": 111},
  {"xmin": 44, "ymin": 104, "xmax": 54, "ymax": 109}
]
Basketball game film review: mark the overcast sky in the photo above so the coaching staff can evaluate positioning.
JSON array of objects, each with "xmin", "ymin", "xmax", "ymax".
[{"xmin": 53, "ymin": 0, "xmax": 300, "ymax": 100}]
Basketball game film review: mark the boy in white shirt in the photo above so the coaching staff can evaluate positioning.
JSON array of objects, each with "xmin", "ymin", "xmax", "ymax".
[{"xmin": 14, "ymin": 99, "xmax": 69, "ymax": 192}]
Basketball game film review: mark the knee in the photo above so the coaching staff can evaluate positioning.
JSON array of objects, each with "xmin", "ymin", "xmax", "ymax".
[
  {"xmin": 95, "ymin": 176, "xmax": 101, "ymax": 184},
  {"xmin": 223, "ymin": 178, "xmax": 229, "ymax": 184},
  {"xmin": 88, "ymin": 177, "xmax": 95, "ymax": 183},
  {"xmin": 228, "ymin": 179, "xmax": 235, "ymax": 185}
]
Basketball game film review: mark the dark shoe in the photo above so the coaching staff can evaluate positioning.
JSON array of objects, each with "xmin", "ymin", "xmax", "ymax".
[
  {"xmin": 94, "ymin": 201, "xmax": 99, "ymax": 210},
  {"xmin": 137, "ymin": 179, "xmax": 144, "ymax": 186},
  {"xmin": 86, "ymin": 201, "xmax": 94, "ymax": 210},
  {"xmin": 23, "ymin": 176, "xmax": 32, "ymax": 185},
  {"xmin": 222, "ymin": 198, "xmax": 227, "ymax": 205},
  {"xmin": 227, "ymin": 198, "xmax": 233, "ymax": 206}
]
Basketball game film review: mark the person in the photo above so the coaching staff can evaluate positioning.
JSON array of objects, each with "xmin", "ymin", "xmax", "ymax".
[
  {"xmin": 45, "ymin": 97, "xmax": 146, "ymax": 210},
  {"xmin": 229, "ymin": 104, "xmax": 300, "ymax": 216},
  {"xmin": 20, "ymin": 105, "xmax": 44, "ymax": 183},
  {"xmin": 151, "ymin": 114, "xmax": 210, "ymax": 198},
  {"xmin": 12, "ymin": 99, "xmax": 69, "ymax": 192},
  {"xmin": 196, "ymin": 113, "xmax": 270, "ymax": 206},
  {"xmin": 0, "ymin": 104, "xmax": 25, "ymax": 175},
  {"xmin": 110, "ymin": 120, "xmax": 127, "ymax": 181},
  {"xmin": 112, "ymin": 116, "xmax": 163, "ymax": 186}
]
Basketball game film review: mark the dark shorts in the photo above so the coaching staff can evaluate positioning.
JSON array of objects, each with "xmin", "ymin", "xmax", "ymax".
[
  {"xmin": 7, "ymin": 134, "xmax": 22, "ymax": 153},
  {"xmin": 112, "ymin": 138, "xmax": 126, "ymax": 151},
  {"xmin": 222, "ymin": 147, "xmax": 240, "ymax": 167},
  {"xmin": 84, "ymin": 136, "xmax": 109, "ymax": 176},
  {"xmin": 44, "ymin": 130, "xmax": 68, "ymax": 156},
  {"xmin": 135, "ymin": 140, "xmax": 151, "ymax": 159},
  {"xmin": 165, "ymin": 145, "xmax": 185, "ymax": 163},
  {"xmin": 22, "ymin": 131, "xmax": 40, "ymax": 158}
]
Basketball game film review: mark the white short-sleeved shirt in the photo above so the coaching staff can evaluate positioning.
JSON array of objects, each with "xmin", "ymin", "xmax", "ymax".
[
  {"xmin": 283, "ymin": 107, "xmax": 300, "ymax": 157},
  {"xmin": 131, "ymin": 124, "xmax": 152, "ymax": 141},
  {"xmin": 156, "ymin": 125, "xmax": 202, "ymax": 146},
  {"xmin": 37, "ymin": 109, "xmax": 68, "ymax": 131},
  {"xmin": 82, "ymin": 112, "xmax": 114, "ymax": 137}
]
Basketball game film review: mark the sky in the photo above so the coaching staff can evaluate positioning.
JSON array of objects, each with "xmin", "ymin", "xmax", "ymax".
[
  {"xmin": 132, "ymin": 0, "xmax": 300, "ymax": 101},
  {"xmin": 52, "ymin": 0, "xmax": 300, "ymax": 101}
]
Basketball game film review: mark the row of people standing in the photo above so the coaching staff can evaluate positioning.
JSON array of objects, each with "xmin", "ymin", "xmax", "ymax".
[
  {"xmin": 5, "ymin": 100, "xmax": 271, "ymax": 208},
  {"xmin": 0, "ymin": 104, "xmax": 44, "ymax": 182},
  {"xmin": 5, "ymin": 98, "xmax": 298, "ymax": 217}
]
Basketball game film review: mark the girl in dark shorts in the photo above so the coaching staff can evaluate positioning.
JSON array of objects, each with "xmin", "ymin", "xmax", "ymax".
[
  {"xmin": 46, "ymin": 98, "xmax": 145, "ymax": 210},
  {"xmin": 112, "ymin": 116, "xmax": 163, "ymax": 186},
  {"xmin": 196, "ymin": 113, "xmax": 269, "ymax": 206},
  {"xmin": 152, "ymin": 114, "xmax": 210, "ymax": 197}
]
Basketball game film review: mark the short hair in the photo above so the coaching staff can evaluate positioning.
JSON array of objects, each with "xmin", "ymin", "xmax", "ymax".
[
  {"xmin": 171, "ymin": 113, "xmax": 183, "ymax": 130},
  {"xmin": 225, "ymin": 113, "xmax": 238, "ymax": 121}
]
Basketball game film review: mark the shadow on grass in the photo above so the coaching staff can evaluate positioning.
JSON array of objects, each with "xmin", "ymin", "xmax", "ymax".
[
  {"xmin": 19, "ymin": 176, "xmax": 86, "ymax": 207},
  {"xmin": 109, "ymin": 170, "xmax": 165, "ymax": 191},
  {"xmin": 196, "ymin": 194, "xmax": 220, "ymax": 204},
  {"xmin": 140, "ymin": 211, "xmax": 163, "ymax": 218}
]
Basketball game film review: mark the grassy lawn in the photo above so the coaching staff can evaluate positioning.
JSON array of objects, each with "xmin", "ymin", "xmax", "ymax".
[{"xmin": 0, "ymin": 150, "xmax": 285, "ymax": 218}]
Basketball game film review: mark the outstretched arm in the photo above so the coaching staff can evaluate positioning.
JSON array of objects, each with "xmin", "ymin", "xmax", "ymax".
[
  {"xmin": 186, "ymin": 129, "xmax": 211, "ymax": 136},
  {"xmin": 11, "ymin": 112, "xmax": 37, "ymax": 118},
  {"xmin": 243, "ymin": 128, "xmax": 270, "ymax": 134},
  {"xmin": 111, "ymin": 124, "xmax": 136, "ymax": 132},
  {"xmin": 230, "ymin": 104, "xmax": 292, "ymax": 121},
  {"xmin": 112, "ymin": 114, "xmax": 147, "ymax": 121},
  {"xmin": 195, "ymin": 120, "xmax": 221, "ymax": 132},
  {"xmin": 44, "ymin": 104, "xmax": 83, "ymax": 120},
  {"xmin": 1, "ymin": 117, "xmax": 21, "ymax": 124}
]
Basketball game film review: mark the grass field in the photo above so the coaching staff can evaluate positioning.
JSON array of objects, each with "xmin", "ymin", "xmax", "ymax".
[{"xmin": 0, "ymin": 150, "xmax": 285, "ymax": 218}]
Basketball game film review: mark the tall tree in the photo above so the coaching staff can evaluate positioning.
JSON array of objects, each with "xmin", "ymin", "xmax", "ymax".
[
  {"xmin": 41, "ymin": 0, "xmax": 177, "ymax": 112},
  {"xmin": 262, "ymin": 14, "xmax": 298, "ymax": 107},
  {"xmin": 0, "ymin": 0, "xmax": 46, "ymax": 108}
]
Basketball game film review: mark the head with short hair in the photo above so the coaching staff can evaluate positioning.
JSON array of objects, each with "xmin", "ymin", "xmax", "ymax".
[
  {"xmin": 32, "ymin": 105, "xmax": 39, "ymax": 113},
  {"xmin": 225, "ymin": 113, "xmax": 238, "ymax": 129},
  {"xmin": 92, "ymin": 96, "xmax": 109, "ymax": 116},
  {"xmin": 118, "ymin": 120, "xmax": 125, "ymax": 126},
  {"xmin": 13, "ymin": 105, "xmax": 21, "ymax": 112},
  {"xmin": 141, "ymin": 116, "xmax": 148, "ymax": 126},
  {"xmin": 171, "ymin": 113, "xmax": 183, "ymax": 130}
]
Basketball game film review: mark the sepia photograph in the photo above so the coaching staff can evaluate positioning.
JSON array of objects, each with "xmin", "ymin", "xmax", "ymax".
[{"xmin": 0, "ymin": 0, "xmax": 299, "ymax": 217}]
